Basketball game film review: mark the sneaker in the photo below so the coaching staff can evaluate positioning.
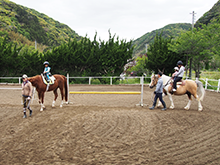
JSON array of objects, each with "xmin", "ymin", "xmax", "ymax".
[
  {"xmin": 161, "ymin": 108, "xmax": 167, "ymax": 111},
  {"xmin": 149, "ymin": 106, "xmax": 155, "ymax": 110},
  {"xmin": 23, "ymin": 114, "xmax": 27, "ymax": 118}
]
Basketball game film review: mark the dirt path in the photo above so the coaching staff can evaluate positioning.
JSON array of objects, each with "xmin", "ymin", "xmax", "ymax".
[{"xmin": 0, "ymin": 84, "xmax": 220, "ymax": 164}]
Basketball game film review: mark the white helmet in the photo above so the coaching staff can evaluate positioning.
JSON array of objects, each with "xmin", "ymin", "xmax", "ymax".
[
  {"xmin": 174, "ymin": 67, "xmax": 179, "ymax": 71},
  {"xmin": 22, "ymin": 74, "xmax": 28, "ymax": 79}
]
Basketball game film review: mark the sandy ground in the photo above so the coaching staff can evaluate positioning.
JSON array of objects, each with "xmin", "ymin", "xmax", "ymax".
[{"xmin": 0, "ymin": 84, "xmax": 220, "ymax": 165}]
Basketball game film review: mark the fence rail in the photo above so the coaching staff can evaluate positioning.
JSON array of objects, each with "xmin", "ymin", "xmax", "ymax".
[{"xmin": 0, "ymin": 75, "xmax": 219, "ymax": 93}]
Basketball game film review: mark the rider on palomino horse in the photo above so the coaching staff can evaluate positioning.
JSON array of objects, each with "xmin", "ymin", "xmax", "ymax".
[{"xmin": 172, "ymin": 60, "xmax": 185, "ymax": 92}]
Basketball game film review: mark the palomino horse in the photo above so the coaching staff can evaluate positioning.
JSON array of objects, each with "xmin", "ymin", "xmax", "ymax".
[
  {"xmin": 28, "ymin": 74, "xmax": 68, "ymax": 111},
  {"xmin": 149, "ymin": 74, "xmax": 205, "ymax": 111}
]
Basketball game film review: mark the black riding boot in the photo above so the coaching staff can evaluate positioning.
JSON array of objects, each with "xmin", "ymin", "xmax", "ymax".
[
  {"xmin": 29, "ymin": 109, "xmax": 32, "ymax": 117},
  {"xmin": 23, "ymin": 112, "xmax": 27, "ymax": 118}
]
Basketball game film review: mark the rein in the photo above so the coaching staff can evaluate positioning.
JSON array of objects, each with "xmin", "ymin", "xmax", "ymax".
[{"xmin": 163, "ymin": 77, "xmax": 172, "ymax": 88}]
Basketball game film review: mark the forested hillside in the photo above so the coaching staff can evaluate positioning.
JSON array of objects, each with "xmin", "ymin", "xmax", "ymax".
[
  {"xmin": 132, "ymin": 23, "xmax": 191, "ymax": 57},
  {"xmin": 195, "ymin": 0, "xmax": 220, "ymax": 28},
  {"xmin": 0, "ymin": 0, "xmax": 81, "ymax": 49}
]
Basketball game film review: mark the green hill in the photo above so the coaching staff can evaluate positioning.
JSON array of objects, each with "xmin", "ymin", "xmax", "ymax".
[
  {"xmin": 0, "ymin": 0, "xmax": 82, "ymax": 48},
  {"xmin": 132, "ymin": 23, "xmax": 191, "ymax": 57},
  {"xmin": 195, "ymin": 0, "xmax": 220, "ymax": 28}
]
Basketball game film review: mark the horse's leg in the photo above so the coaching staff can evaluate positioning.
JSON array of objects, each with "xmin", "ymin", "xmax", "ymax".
[
  {"xmin": 193, "ymin": 93, "xmax": 203, "ymax": 112},
  {"xmin": 184, "ymin": 92, "xmax": 192, "ymax": 110},
  {"xmin": 167, "ymin": 93, "xmax": 175, "ymax": 109},
  {"xmin": 40, "ymin": 92, "xmax": 45, "ymax": 111},
  {"xmin": 164, "ymin": 86, "xmax": 175, "ymax": 109},
  {"xmin": 37, "ymin": 91, "xmax": 44, "ymax": 111},
  {"xmin": 52, "ymin": 88, "xmax": 58, "ymax": 107},
  {"xmin": 59, "ymin": 87, "xmax": 64, "ymax": 108}
]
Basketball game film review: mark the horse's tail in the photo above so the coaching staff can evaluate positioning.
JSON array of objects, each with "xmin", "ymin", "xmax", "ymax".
[
  {"xmin": 63, "ymin": 75, "xmax": 68, "ymax": 102},
  {"xmin": 196, "ymin": 80, "xmax": 205, "ymax": 101}
]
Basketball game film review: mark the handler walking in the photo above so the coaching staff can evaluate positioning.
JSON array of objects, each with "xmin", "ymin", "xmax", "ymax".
[
  {"xmin": 149, "ymin": 72, "xmax": 167, "ymax": 111},
  {"xmin": 22, "ymin": 74, "xmax": 33, "ymax": 118}
]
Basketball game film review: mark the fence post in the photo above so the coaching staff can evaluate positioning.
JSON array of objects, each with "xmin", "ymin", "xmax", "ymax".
[
  {"xmin": 217, "ymin": 79, "xmax": 220, "ymax": 93},
  {"xmin": 19, "ymin": 77, "xmax": 21, "ymax": 84},
  {"xmin": 67, "ymin": 73, "xmax": 69, "ymax": 103},
  {"xmin": 110, "ymin": 77, "xmax": 112, "ymax": 85},
  {"xmin": 89, "ymin": 77, "xmax": 92, "ymax": 85},
  {"xmin": 205, "ymin": 78, "xmax": 208, "ymax": 90},
  {"xmin": 141, "ymin": 76, "xmax": 144, "ymax": 106}
]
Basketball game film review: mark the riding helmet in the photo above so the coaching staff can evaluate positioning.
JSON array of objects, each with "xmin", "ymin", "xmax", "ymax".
[
  {"xmin": 174, "ymin": 67, "xmax": 179, "ymax": 71},
  {"xmin": 22, "ymin": 74, "xmax": 28, "ymax": 79},
  {"xmin": 43, "ymin": 61, "xmax": 49, "ymax": 65},
  {"xmin": 177, "ymin": 60, "xmax": 183, "ymax": 65}
]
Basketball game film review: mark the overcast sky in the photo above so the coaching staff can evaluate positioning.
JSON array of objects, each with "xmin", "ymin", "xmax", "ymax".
[{"xmin": 11, "ymin": 0, "xmax": 218, "ymax": 41}]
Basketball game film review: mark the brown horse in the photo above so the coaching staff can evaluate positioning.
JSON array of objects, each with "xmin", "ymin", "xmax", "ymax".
[
  {"xmin": 28, "ymin": 74, "xmax": 68, "ymax": 111},
  {"xmin": 149, "ymin": 74, "xmax": 205, "ymax": 111}
]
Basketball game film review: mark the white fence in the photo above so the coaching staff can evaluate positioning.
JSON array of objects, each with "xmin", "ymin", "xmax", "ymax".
[{"xmin": 0, "ymin": 75, "xmax": 219, "ymax": 93}]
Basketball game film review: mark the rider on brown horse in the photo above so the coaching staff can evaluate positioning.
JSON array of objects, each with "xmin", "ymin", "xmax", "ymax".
[{"xmin": 43, "ymin": 61, "xmax": 51, "ymax": 83}]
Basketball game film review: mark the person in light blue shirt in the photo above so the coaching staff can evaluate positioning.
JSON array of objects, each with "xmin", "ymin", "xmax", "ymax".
[
  {"xmin": 149, "ymin": 72, "xmax": 166, "ymax": 111},
  {"xmin": 43, "ymin": 61, "xmax": 51, "ymax": 82}
]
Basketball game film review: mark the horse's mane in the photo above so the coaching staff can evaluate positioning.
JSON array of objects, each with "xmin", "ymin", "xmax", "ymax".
[{"xmin": 28, "ymin": 75, "xmax": 41, "ymax": 87}]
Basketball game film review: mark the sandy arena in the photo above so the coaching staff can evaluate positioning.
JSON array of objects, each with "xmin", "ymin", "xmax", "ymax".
[{"xmin": 0, "ymin": 84, "xmax": 220, "ymax": 165}]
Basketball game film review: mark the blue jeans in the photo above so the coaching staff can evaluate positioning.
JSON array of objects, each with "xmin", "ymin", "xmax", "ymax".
[
  {"xmin": 45, "ymin": 73, "xmax": 50, "ymax": 81},
  {"xmin": 153, "ymin": 93, "xmax": 166, "ymax": 108}
]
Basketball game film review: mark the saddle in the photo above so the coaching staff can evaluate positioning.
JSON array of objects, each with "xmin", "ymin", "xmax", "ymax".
[
  {"xmin": 41, "ymin": 74, "xmax": 56, "ymax": 85},
  {"xmin": 176, "ymin": 79, "xmax": 185, "ymax": 86},
  {"xmin": 170, "ymin": 79, "xmax": 186, "ymax": 87}
]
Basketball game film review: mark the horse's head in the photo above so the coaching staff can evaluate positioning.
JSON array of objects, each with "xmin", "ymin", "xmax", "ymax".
[{"xmin": 149, "ymin": 74, "xmax": 159, "ymax": 88}]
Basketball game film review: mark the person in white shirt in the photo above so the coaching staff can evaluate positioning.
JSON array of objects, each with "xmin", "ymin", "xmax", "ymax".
[{"xmin": 172, "ymin": 61, "xmax": 185, "ymax": 92}]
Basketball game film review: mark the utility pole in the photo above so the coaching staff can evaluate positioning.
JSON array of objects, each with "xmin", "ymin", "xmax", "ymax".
[
  {"xmin": 35, "ymin": 40, "xmax": 37, "ymax": 50},
  {"xmin": 191, "ymin": 11, "xmax": 195, "ymax": 30},
  {"xmin": 189, "ymin": 11, "xmax": 196, "ymax": 78}
]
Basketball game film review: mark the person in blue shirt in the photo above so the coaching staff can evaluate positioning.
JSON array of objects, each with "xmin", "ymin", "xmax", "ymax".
[
  {"xmin": 149, "ymin": 72, "xmax": 167, "ymax": 111},
  {"xmin": 43, "ymin": 61, "xmax": 51, "ymax": 82}
]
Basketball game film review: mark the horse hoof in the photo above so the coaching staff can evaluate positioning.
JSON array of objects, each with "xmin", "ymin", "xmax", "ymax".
[
  {"xmin": 198, "ymin": 109, "xmax": 203, "ymax": 112},
  {"xmin": 169, "ymin": 106, "xmax": 174, "ymax": 109},
  {"xmin": 40, "ymin": 109, "xmax": 43, "ymax": 111},
  {"xmin": 60, "ymin": 105, "xmax": 63, "ymax": 108},
  {"xmin": 184, "ymin": 107, "xmax": 189, "ymax": 110}
]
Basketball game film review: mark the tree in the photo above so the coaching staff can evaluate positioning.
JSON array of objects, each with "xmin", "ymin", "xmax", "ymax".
[
  {"xmin": 169, "ymin": 24, "xmax": 216, "ymax": 78},
  {"xmin": 146, "ymin": 32, "xmax": 182, "ymax": 75},
  {"xmin": 127, "ymin": 55, "xmax": 149, "ymax": 76}
]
